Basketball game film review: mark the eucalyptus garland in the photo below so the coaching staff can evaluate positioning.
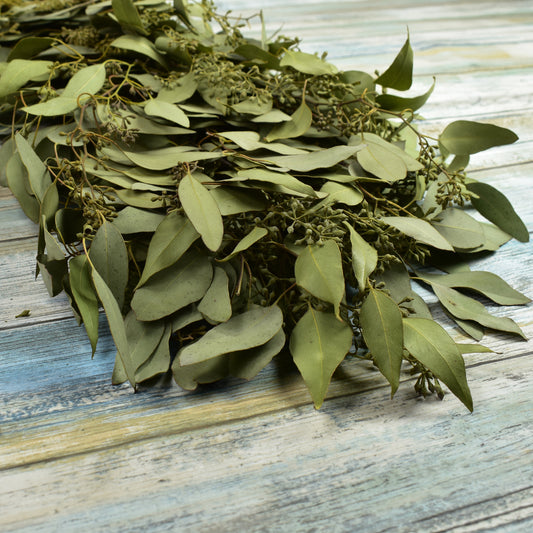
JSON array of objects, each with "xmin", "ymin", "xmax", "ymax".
[{"xmin": 1, "ymin": 0, "xmax": 530, "ymax": 411}]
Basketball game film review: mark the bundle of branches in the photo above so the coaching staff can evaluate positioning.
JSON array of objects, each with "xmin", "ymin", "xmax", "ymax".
[{"xmin": 0, "ymin": 0, "xmax": 529, "ymax": 410}]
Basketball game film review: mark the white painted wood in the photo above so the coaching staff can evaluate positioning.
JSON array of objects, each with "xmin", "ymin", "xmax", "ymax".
[{"xmin": 0, "ymin": 1, "xmax": 532, "ymax": 531}]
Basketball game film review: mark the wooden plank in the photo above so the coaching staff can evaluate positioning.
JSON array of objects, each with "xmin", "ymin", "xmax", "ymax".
[{"xmin": 0, "ymin": 354, "xmax": 531, "ymax": 532}]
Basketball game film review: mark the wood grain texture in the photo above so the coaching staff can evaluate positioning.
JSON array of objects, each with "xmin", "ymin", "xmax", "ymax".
[{"xmin": 1, "ymin": 0, "xmax": 532, "ymax": 531}]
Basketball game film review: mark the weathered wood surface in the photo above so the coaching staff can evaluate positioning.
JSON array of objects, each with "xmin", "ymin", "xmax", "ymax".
[{"xmin": 1, "ymin": 1, "xmax": 532, "ymax": 531}]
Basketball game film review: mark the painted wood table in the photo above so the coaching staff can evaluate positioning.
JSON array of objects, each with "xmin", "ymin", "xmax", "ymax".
[{"xmin": 1, "ymin": 1, "xmax": 532, "ymax": 531}]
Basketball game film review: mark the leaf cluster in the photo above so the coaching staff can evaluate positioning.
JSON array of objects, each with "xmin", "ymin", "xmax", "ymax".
[{"xmin": 0, "ymin": 0, "xmax": 529, "ymax": 411}]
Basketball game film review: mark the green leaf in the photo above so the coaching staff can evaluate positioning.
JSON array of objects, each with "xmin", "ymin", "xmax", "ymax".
[
  {"xmin": 234, "ymin": 44, "xmax": 280, "ymax": 70},
  {"xmin": 467, "ymin": 181, "xmax": 529, "ymax": 242},
  {"xmin": 220, "ymin": 226, "xmax": 268, "ymax": 262},
  {"xmin": 456, "ymin": 343, "xmax": 493, "ymax": 355},
  {"xmin": 179, "ymin": 305, "xmax": 283, "ymax": 365},
  {"xmin": 198, "ymin": 266, "xmax": 232, "ymax": 323},
  {"xmin": 135, "ymin": 325, "xmax": 171, "ymax": 383},
  {"xmin": 360, "ymin": 287, "xmax": 404, "ymax": 395},
  {"xmin": 356, "ymin": 143, "xmax": 407, "ymax": 182},
  {"xmin": 144, "ymin": 99, "xmax": 190, "ymax": 127},
  {"xmin": 377, "ymin": 78, "xmax": 435, "ymax": 112},
  {"xmin": 220, "ymin": 130, "xmax": 307, "ymax": 155},
  {"xmin": 210, "ymin": 186, "xmax": 267, "ymax": 215},
  {"xmin": 310, "ymin": 182, "xmax": 363, "ymax": 212},
  {"xmin": 112, "ymin": 207, "xmax": 166, "ymax": 234},
  {"xmin": 382, "ymin": 216, "xmax": 454, "ymax": 251},
  {"xmin": 22, "ymin": 96, "xmax": 82, "ymax": 117},
  {"xmin": 439, "ymin": 120, "xmax": 518, "ymax": 155},
  {"xmin": 232, "ymin": 168, "xmax": 317, "ymax": 197},
  {"xmin": 375, "ymin": 35, "xmax": 413, "ymax": 91},
  {"xmin": 123, "ymin": 146, "xmax": 222, "ymax": 171},
  {"xmin": 350, "ymin": 132, "xmax": 423, "ymax": 172},
  {"xmin": 111, "ymin": 0, "xmax": 148, "ymax": 35},
  {"xmin": 6, "ymin": 152, "xmax": 40, "ymax": 223},
  {"xmin": 377, "ymin": 263, "xmax": 432, "ymax": 319},
  {"xmin": 432, "ymin": 284, "xmax": 526, "ymax": 339},
  {"xmin": 157, "ymin": 72, "xmax": 197, "ymax": 103},
  {"xmin": 418, "ymin": 271, "xmax": 530, "ymax": 306},
  {"xmin": 295, "ymin": 240, "xmax": 345, "ymax": 318},
  {"xmin": 289, "ymin": 308, "xmax": 352, "ymax": 409},
  {"xmin": 137, "ymin": 211, "xmax": 199, "ymax": 287},
  {"xmin": 122, "ymin": 310, "xmax": 166, "ymax": 373},
  {"xmin": 403, "ymin": 317, "xmax": 473, "ymax": 411},
  {"xmin": 453, "ymin": 317, "xmax": 484, "ymax": 341},
  {"xmin": 111, "ymin": 35, "xmax": 166, "ymax": 66},
  {"xmin": 131, "ymin": 250, "xmax": 213, "ymax": 321},
  {"xmin": 172, "ymin": 356, "xmax": 230, "ymax": 391},
  {"xmin": 265, "ymin": 145, "xmax": 362, "ymax": 172},
  {"xmin": 7, "ymin": 37, "xmax": 55, "ymax": 60},
  {"xmin": 23, "ymin": 64, "xmax": 106, "ymax": 116},
  {"xmin": 89, "ymin": 221, "xmax": 129, "ymax": 309},
  {"xmin": 280, "ymin": 50, "xmax": 338, "ymax": 76},
  {"xmin": 178, "ymin": 171, "xmax": 224, "ymax": 252},
  {"xmin": 62, "ymin": 63, "xmax": 107, "ymax": 99},
  {"xmin": 69, "ymin": 255, "xmax": 100, "ymax": 355},
  {"xmin": 15, "ymin": 133, "xmax": 51, "ymax": 202},
  {"xmin": 431, "ymin": 208, "xmax": 486, "ymax": 249},
  {"xmin": 265, "ymin": 93, "xmax": 312, "ymax": 142},
  {"xmin": 0, "ymin": 59, "xmax": 52, "ymax": 98},
  {"xmin": 91, "ymin": 268, "xmax": 136, "ymax": 388},
  {"xmin": 344, "ymin": 223, "xmax": 378, "ymax": 292},
  {"xmin": 229, "ymin": 329, "xmax": 286, "ymax": 380}
]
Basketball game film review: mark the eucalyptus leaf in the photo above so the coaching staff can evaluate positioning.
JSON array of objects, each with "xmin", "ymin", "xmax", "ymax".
[
  {"xmin": 122, "ymin": 310, "xmax": 166, "ymax": 373},
  {"xmin": 112, "ymin": 207, "xmax": 166, "ymax": 234},
  {"xmin": 89, "ymin": 221, "xmax": 129, "ymax": 309},
  {"xmin": 377, "ymin": 78, "xmax": 435, "ymax": 112},
  {"xmin": 131, "ymin": 250, "xmax": 213, "ymax": 321},
  {"xmin": 15, "ymin": 133, "xmax": 51, "ymax": 202},
  {"xmin": 439, "ymin": 120, "xmax": 518, "ymax": 155},
  {"xmin": 69, "ymin": 255, "xmax": 100, "ymax": 355},
  {"xmin": 111, "ymin": 35, "xmax": 167, "ymax": 66},
  {"xmin": 290, "ymin": 308, "xmax": 352, "ymax": 409},
  {"xmin": 266, "ymin": 145, "xmax": 362, "ymax": 172},
  {"xmin": 6, "ymin": 152, "xmax": 40, "ymax": 223},
  {"xmin": 144, "ymin": 99, "xmax": 190, "ymax": 127},
  {"xmin": 135, "ymin": 325, "xmax": 172, "ymax": 383},
  {"xmin": 467, "ymin": 181, "xmax": 529, "ymax": 242},
  {"xmin": 375, "ymin": 35, "xmax": 413, "ymax": 91},
  {"xmin": 0, "ymin": 59, "xmax": 52, "ymax": 98},
  {"xmin": 198, "ymin": 266, "xmax": 232, "ymax": 323},
  {"xmin": 280, "ymin": 49, "xmax": 338, "ymax": 76},
  {"xmin": 209, "ymin": 186, "xmax": 267, "ymax": 215},
  {"xmin": 357, "ymin": 143, "xmax": 407, "ymax": 182},
  {"xmin": 137, "ymin": 211, "xmax": 200, "ymax": 287},
  {"xmin": 178, "ymin": 171, "xmax": 224, "ymax": 252},
  {"xmin": 123, "ymin": 146, "xmax": 222, "ymax": 170},
  {"xmin": 418, "ymin": 271, "xmax": 530, "ymax": 306},
  {"xmin": 179, "ymin": 305, "xmax": 283, "ymax": 365},
  {"xmin": 111, "ymin": 0, "xmax": 148, "ymax": 35},
  {"xmin": 432, "ymin": 284, "xmax": 527, "ymax": 339},
  {"xmin": 295, "ymin": 240, "xmax": 345, "ymax": 318},
  {"xmin": 431, "ymin": 208, "xmax": 485, "ymax": 250},
  {"xmin": 403, "ymin": 317, "xmax": 473, "ymax": 411},
  {"xmin": 382, "ymin": 216, "xmax": 455, "ymax": 251},
  {"xmin": 344, "ymin": 223, "xmax": 378, "ymax": 292},
  {"xmin": 265, "ymin": 94, "xmax": 312, "ymax": 142},
  {"xmin": 229, "ymin": 329, "xmax": 286, "ymax": 380},
  {"xmin": 360, "ymin": 288, "xmax": 404, "ymax": 395},
  {"xmin": 92, "ymin": 267, "xmax": 136, "ymax": 388}
]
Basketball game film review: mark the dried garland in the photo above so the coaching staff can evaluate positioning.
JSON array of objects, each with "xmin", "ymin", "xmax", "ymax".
[{"xmin": 0, "ymin": 0, "xmax": 529, "ymax": 410}]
